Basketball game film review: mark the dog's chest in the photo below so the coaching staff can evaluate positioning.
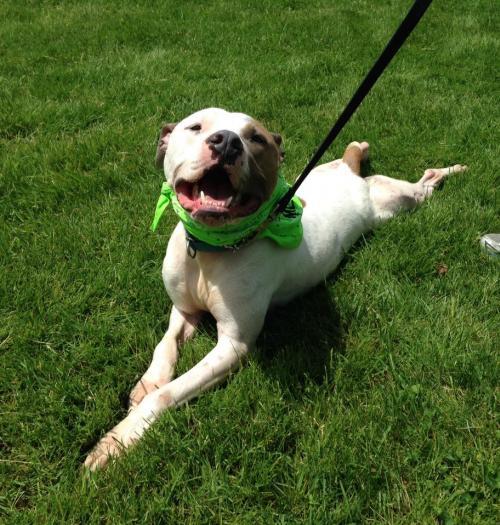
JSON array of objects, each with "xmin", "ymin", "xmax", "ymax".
[{"xmin": 162, "ymin": 227, "xmax": 224, "ymax": 314}]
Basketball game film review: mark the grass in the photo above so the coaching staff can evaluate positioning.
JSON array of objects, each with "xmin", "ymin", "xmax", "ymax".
[{"xmin": 0, "ymin": 0, "xmax": 498, "ymax": 522}]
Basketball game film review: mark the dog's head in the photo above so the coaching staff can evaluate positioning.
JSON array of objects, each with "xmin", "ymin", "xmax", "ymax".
[{"xmin": 155, "ymin": 108, "xmax": 284, "ymax": 225}]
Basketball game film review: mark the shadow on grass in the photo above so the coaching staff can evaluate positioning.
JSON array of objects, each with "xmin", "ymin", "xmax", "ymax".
[
  {"xmin": 254, "ymin": 272, "xmax": 348, "ymax": 400},
  {"xmin": 251, "ymin": 230, "xmax": 375, "ymax": 399}
]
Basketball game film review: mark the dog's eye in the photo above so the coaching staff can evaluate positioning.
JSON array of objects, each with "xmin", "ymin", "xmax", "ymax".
[
  {"xmin": 187, "ymin": 124, "xmax": 202, "ymax": 132},
  {"xmin": 250, "ymin": 133, "xmax": 267, "ymax": 145}
]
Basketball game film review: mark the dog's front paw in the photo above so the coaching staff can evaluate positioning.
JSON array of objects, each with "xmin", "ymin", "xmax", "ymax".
[
  {"xmin": 83, "ymin": 418, "xmax": 140, "ymax": 471},
  {"xmin": 84, "ymin": 432, "xmax": 123, "ymax": 471},
  {"xmin": 128, "ymin": 378, "xmax": 159, "ymax": 411},
  {"xmin": 83, "ymin": 432, "xmax": 121, "ymax": 471}
]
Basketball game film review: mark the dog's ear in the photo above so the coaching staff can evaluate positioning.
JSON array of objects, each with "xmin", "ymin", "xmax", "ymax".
[
  {"xmin": 155, "ymin": 123, "xmax": 177, "ymax": 169},
  {"xmin": 271, "ymin": 133, "xmax": 285, "ymax": 163}
]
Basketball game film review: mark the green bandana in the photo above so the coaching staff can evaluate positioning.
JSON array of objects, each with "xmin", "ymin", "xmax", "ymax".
[{"xmin": 151, "ymin": 174, "xmax": 303, "ymax": 250}]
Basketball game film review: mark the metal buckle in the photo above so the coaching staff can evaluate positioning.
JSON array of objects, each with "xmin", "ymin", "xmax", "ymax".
[{"xmin": 186, "ymin": 239, "xmax": 197, "ymax": 258}]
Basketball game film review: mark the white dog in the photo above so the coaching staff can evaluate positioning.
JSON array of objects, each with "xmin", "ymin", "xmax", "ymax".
[{"xmin": 84, "ymin": 108, "xmax": 466, "ymax": 470}]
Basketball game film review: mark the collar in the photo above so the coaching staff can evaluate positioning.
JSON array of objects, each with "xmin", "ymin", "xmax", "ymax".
[
  {"xmin": 151, "ymin": 173, "xmax": 303, "ymax": 255},
  {"xmin": 184, "ymin": 230, "xmax": 229, "ymax": 257}
]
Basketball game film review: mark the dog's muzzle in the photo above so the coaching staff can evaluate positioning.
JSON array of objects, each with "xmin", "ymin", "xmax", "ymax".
[{"xmin": 206, "ymin": 130, "xmax": 243, "ymax": 165}]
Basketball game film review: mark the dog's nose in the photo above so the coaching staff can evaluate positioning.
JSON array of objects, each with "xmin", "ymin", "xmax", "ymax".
[{"xmin": 206, "ymin": 130, "xmax": 243, "ymax": 164}]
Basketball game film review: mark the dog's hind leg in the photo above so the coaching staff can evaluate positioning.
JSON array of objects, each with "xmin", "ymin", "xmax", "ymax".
[
  {"xmin": 342, "ymin": 141, "xmax": 370, "ymax": 175},
  {"xmin": 128, "ymin": 306, "xmax": 201, "ymax": 410},
  {"xmin": 366, "ymin": 164, "xmax": 467, "ymax": 222}
]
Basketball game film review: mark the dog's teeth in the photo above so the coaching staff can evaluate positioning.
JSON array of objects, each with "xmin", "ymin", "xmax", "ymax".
[
  {"xmin": 200, "ymin": 190, "xmax": 205, "ymax": 202},
  {"xmin": 193, "ymin": 183, "xmax": 199, "ymax": 198},
  {"xmin": 225, "ymin": 196, "xmax": 233, "ymax": 207}
]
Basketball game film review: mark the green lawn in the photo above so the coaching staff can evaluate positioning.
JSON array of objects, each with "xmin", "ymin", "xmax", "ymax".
[{"xmin": 1, "ymin": 0, "xmax": 498, "ymax": 523}]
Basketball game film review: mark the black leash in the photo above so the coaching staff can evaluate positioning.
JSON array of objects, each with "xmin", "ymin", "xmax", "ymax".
[{"xmin": 271, "ymin": 0, "xmax": 433, "ymax": 219}]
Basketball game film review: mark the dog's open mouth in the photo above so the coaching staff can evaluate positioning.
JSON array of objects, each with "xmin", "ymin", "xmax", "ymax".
[{"xmin": 175, "ymin": 166, "xmax": 261, "ymax": 223}]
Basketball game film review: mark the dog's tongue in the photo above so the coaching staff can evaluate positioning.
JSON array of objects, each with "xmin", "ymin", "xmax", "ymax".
[{"xmin": 199, "ymin": 170, "xmax": 233, "ymax": 202}]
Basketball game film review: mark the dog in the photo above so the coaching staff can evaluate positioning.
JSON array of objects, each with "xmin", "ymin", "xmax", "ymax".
[{"xmin": 84, "ymin": 107, "xmax": 466, "ymax": 470}]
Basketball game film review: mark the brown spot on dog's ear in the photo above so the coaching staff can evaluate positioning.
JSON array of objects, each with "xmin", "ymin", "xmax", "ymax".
[
  {"xmin": 271, "ymin": 133, "xmax": 285, "ymax": 163},
  {"xmin": 155, "ymin": 123, "xmax": 177, "ymax": 169}
]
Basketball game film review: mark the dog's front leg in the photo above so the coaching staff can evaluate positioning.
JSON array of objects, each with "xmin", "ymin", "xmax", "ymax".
[
  {"xmin": 129, "ymin": 306, "xmax": 201, "ymax": 410},
  {"xmin": 84, "ymin": 333, "xmax": 249, "ymax": 471}
]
